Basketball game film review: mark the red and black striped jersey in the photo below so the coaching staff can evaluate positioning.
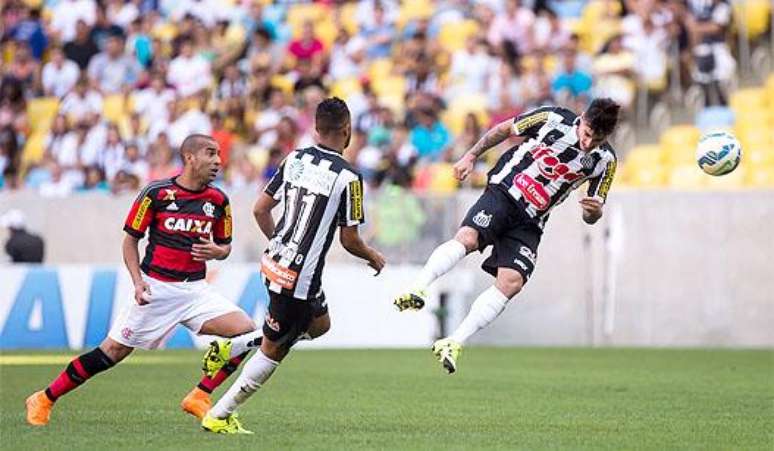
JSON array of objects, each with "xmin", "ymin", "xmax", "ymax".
[{"xmin": 123, "ymin": 177, "xmax": 232, "ymax": 282}]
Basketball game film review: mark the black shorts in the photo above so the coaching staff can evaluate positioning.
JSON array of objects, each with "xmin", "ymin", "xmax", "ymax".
[
  {"xmin": 262, "ymin": 291, "xmax": 328, "ymax": 348},
  {"xmin": 461, "ymin": 186, "xmax": 542, "ymax": 282}
]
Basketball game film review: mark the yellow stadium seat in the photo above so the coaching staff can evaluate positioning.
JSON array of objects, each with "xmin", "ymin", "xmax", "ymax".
[
  {"xmin": 314, "ymin": 20, "xmax": 338, "ymax": 48},
  {"xmin": 745, "ymin": 167, "xmax": 774, "ymax": 187},
  {"xmin": 442, "ymin": 94, "xmax": 489, "ymax": 135},
  {"xmin": 668, "ymin": 164, "xmax": 706, "ymax": 189},
  {"xmin": 438, "ymin": 20, "xmax": 479, "ymax": 52},
  {"xmin": 428, "ymin": 163, "xmax": 458, "ymax": 193},
  {"xmin": 660, "ymin": 125, "xmax": 700, "ymax": 166},
  {"xmin": 766, "ymin": 74, "xmax": 774, "ymax": 105},
  {"xmin": 729, "ymin": 88, "xmax": 767, "ymax": 112},
  {"xmin": 368, "ymin": 58, "xmax": 394, "ymax": 80},
  {"xmin": 339, "ymin": 2, "xmax": 359, "ymax": 35},
  {"xmin": 371, "ymin": 76, "xmax": 406, "ymax": 98},
  {"xmin": 705, "ymin": 163, "xmax": 746, "ymax": 189},
  {"xmin": 630, "ymin": 166, "xmax": 667, "ymax": 187},
  {"xmin": 103, "ymin": 94, "xmax": 129, "ymax": 124},
  {"xmin": 735, "ymin": 126, "xmax": 773, "ymax": 151},
  {"xmin": 625, "ymin": 145, "xmax": 664, "ymax": 169},
  {"xmin": 270, "ymin": 75, "xmax": 294, "ymax": 95},
  {"xmin": 330, "ymin": 77, "xmax": 362, "ymax": 99},
  {"xmin": 397, "ymin": 0, "xmax": 433, "ymax": 29},
  {"xmin": 733, "ymin": 0, "xmax": 771, "ymax": 40},
  {"xmin": 21, "ymin": 132, "xmax": 46, "ymax": 165},
  {"xmin": 378, "ymin": 94, "xmax": 405, "ymax": 116},
  {"xmin": 26, "ymin": 97, "xmax": 59, "ymax": 133},
  {"xmin": 745, "ymin": 147, "xmax": 774, "ymax": 166},
  {"xmin": 287, "ymin": 3, "xmax": 328, "ymax": 29}
]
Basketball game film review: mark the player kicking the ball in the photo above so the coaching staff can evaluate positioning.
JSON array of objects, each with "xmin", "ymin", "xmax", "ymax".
[
  {"xmin": 394, "ymin": 98, "xmax": 620, "ymax": 374},
  {"xmin": 25, "ymin": 135, "xmax": 258, "ymax": 425},
  {"xmin": 198, "ymin": 98, "xmax": 385, "ymax": 434}
]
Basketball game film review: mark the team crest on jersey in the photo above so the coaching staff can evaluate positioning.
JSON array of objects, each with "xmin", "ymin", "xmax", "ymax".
[
  {"xmin": 287, "ymin": 159, "xmax": 305, "ymax": 183},
  {"xmin": 163, "ymin": 189, "xmax": 176, "ymax": 201},
  {"xmin": 472, "ymin": 210, "xmax": 492, "ymax": 228},
  {"xmin": 202, "ymin": 202, "xmax": 215, "ymax": 217},
  {"xmin": 581, "ymin": 154, "xmax": 596, "ymax": 170}
]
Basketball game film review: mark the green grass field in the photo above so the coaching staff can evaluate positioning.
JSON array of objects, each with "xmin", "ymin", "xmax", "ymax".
[{"xmin": 1, "ymin": 348, "xmax": 772, "ymax": 450}]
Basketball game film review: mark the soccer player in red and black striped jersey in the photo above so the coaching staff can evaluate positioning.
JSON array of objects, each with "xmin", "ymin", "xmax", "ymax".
[{"xmin": 25, "ymin": 134, "xmax": 257, "ymax": 426}]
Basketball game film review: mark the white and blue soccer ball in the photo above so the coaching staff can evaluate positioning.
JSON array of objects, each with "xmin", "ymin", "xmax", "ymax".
[{"xmin": 696, "ymin": 131, "xmax": 742, "ymax": 176}]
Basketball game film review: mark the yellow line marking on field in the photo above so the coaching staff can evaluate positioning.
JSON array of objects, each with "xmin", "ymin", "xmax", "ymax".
[{"xmin": 0, "ymin": 355, "xmax": 197, "ymax": 366}]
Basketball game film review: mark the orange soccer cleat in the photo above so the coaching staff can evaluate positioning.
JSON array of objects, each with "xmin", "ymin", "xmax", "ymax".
[
  {"xmin": 25, "ymin": 391, "xmax": 54, "ymax": 426},
  {"xmin": 180, "ymin": 387, "xmax": 211, "ymax": 420}
]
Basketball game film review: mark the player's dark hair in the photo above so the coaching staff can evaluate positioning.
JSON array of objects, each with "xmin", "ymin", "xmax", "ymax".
[
  {"xmin": 180, "ymin": 134, "xmax": 215, "ymax": 160},
  {"xmin": 315, "ymin": 97, "xmax": 350, "ymax": 136},
  {"xmin": 584, "ymin": 98, "xmax": 620, "ymax": 137}
]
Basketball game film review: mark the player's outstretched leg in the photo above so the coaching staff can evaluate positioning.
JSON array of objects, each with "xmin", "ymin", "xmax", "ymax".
[
  {"xmin": 26, "ymin": 339, "xmax": 131, "ymax": 425},
  {"xmin": 433, "ymin": 269, "xmax": 522, "ymax": 374},
  {"xmin": 394, "ymin": 228, "xmax": 477, "ymax": 311}
]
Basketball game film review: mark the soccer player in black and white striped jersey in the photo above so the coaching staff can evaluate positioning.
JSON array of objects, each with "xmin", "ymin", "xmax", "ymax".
[
  {"xmin": 394, "ymin": 98, "xmax": 621, "ymax": 374},
  {"xmin": 200, "ymin": 98, "xmax": 385, "ymax": 434}
]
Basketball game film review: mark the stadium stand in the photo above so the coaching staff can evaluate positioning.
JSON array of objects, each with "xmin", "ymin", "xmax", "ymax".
[{"xmin": 0, "ymin": 0, "xmax": 772, "ymax": 194}]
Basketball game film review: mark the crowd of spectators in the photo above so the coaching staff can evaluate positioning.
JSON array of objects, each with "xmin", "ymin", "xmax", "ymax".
[{"xmin": 0, "ymin": 0, "xmax": 740, "ymax": 196}]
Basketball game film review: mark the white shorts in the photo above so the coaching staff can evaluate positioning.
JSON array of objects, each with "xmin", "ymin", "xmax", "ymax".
[{"xmin": 108, "ymin": 274, "xmax": 242, "ymax": 350}]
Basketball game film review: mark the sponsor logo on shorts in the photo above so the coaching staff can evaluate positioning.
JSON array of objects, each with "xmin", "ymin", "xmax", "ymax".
[
  {"xmin": 519, "ymin": 246, "xmax": 537, "ymax": 265},
  {"xmin": 514, "ymin": 174, "xmax": 550, "ymax": 210},
  {"xmin": 121, "ymin": 327, "xmax": 133, "ymax": 340},
  {"xmin": 513, "ymin": 259, "xmax": 528, "ymax": 272},
  {"xmin": 472, "ymin": 210, "xmax": 492, "ymax": 228},
  {"xmin": 202, "ymin": 202, "xmax": 215, "ymax": 218},
  {"xmin": 265, "ymin": 313, "xmax": 281, "ymax": 332}
]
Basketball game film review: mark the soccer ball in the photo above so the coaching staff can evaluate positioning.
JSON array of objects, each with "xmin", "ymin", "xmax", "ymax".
[{"xmin": 695, "ymin": 131, "xmax": 742, "ymax": 176}]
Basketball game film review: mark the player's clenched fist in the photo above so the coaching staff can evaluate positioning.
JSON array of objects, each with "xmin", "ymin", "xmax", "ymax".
[
  {"xmin": 368, "ymin": 250, "xmax": 386, "ymax": 276},
  {"xmin": 453, "ymin": 153, "xmax": 476, "ymax": 181},
  {"xmin": 134, "ymin": 279, "xmax": 151, "ymax": 305}
]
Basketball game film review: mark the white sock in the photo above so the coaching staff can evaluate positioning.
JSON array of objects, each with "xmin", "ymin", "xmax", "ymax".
[
  {"xmin": 415, "ymin": 240, "xmax": 467, "ymax": 290},
  {"xmin": 449, "ymin": 286, "xmax": 510, "ymax": 345},
  {"xmin": 228, "ymin": 330, "xmax": 264, "ymax": 357},
  {"xmin": 209, "ymin": 350, "xmax": 279, "ymax": 419}
]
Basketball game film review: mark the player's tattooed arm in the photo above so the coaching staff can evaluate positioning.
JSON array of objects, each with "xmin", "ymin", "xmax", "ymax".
[
  {"xmin": 467, "ymin": 119, "xmax": 516, "ymax": 159},
  {"xmin": 454, "ymin": 120, "xmax": 518, "ymax": 181},
  {"xmin": 253, "ymin": 192, "xmax": 280, "ymax": 240}
]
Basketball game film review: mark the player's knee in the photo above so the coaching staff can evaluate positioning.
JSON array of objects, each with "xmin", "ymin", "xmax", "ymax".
[
  {"xmin": 495, "ymin": 271, "xmax": 524, "ymax": 299},
  {"xmin": 260, "ymin": 339, "xmax": 289, "ymax": 362},
  {"xmin": 454, "ymin": 227, "xmax": 479, "ymax": 253},
  {"xmin": 99, "ymin": 338, "xmax": 133, "ymax": 363},
  {"xmin": 308, "ymin": 315, "xmax": 330, "ymax": 339}
]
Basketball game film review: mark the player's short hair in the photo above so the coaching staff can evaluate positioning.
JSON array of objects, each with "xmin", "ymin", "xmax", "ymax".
[
  {"xmin": 584, "ymin": 98, "xmax": 620, "ymax": 137},
  {"xmin": 315, "ymin": 97, "xmax": 350, "ymax": 136},
  {"xmin": 180, "ymin": 134, "xmax": 215, "ymax": 160}
]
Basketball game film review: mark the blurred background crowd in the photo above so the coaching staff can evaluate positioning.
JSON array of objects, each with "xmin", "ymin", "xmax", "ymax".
[{"xmin": 0, "ymin": 0, "xmax": 771, "ymax": 197}]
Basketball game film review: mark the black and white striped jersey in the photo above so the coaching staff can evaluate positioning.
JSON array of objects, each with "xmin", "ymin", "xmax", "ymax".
[
  {"xmin": 488, "ymin": 106, "xmax": 617, "ymax": 228},
  {"xmin": 261, "ymin": 144, "xmax": 365, "ymax": 301}
]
